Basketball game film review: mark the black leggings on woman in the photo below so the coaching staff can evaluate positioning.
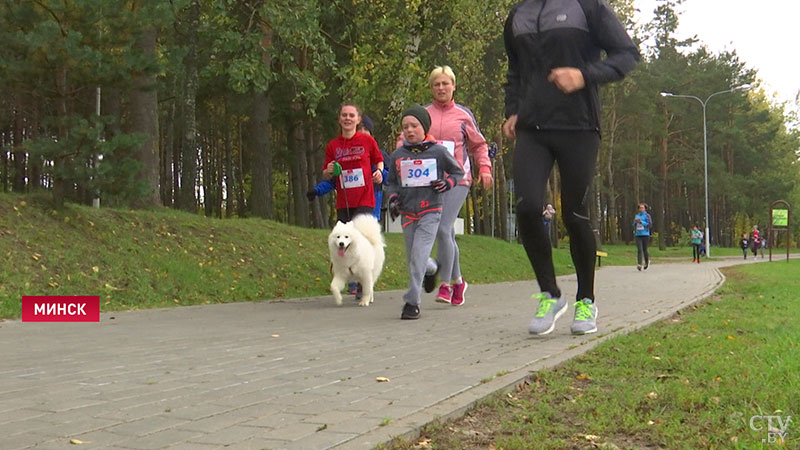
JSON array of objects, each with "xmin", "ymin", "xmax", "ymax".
[
  {"xmin": 636, "ymin": 235, "xmax": 650, "ymax": 267},
  {"xmin": 692, "ymin": 243, "xmax": 701, "ymax": 260},
  {"xmin": 513, "ymin": 129, "xmax": 599, "ymax": 302}
]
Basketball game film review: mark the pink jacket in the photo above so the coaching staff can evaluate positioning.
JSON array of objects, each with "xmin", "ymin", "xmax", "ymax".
[
  {"xmin": 426, "ymin": 100, "xmax": 491, "ymax": 187},
  {"xmin": 395, "ymin": 100, "xmax": 491, "ymax": 187}
]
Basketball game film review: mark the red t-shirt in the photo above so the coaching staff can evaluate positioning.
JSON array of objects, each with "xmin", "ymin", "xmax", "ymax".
[{"xmin": 323, "ymin": 132, "xmax": 383, "ymax": 210}]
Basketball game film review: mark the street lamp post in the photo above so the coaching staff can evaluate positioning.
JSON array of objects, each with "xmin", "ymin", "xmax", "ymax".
[{"xmin": 660, "ymin": 84, "xmax": 751, "ymax": 258}]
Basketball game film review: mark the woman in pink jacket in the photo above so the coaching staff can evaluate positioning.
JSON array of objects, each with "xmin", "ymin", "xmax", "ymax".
[{"xmin": 425, "ymin": 66, "xmax": 493, "ymax": 306}]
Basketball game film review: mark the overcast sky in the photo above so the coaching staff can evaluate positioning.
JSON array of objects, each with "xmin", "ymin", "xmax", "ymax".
[{"xmin": 634, "ymin": 0, "xmax": 800, "ymax": 107}]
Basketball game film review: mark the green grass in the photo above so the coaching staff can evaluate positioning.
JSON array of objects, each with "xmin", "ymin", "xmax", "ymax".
[
  {"xmin": 0, "ymin": 192, "xmax": 787, "ymax": 319},
  {"xmin": 380, "ymin": 260, "xmax": 800, "ymax": 449}
]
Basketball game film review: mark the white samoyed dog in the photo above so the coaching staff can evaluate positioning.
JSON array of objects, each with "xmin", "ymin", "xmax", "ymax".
[{"xmin": 327, "ymin": 215, "xmax": 385, "ymax": 306}]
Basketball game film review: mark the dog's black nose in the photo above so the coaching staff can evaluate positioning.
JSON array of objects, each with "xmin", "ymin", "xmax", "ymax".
[{"xmin": 338, "ymin": 242, "xmax": 345, "ymax": 248}]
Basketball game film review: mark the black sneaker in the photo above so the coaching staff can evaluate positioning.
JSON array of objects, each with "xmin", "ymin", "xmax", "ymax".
[
  {"xmin": 401, "ymin": 303, "xmax": 420, "ymax": 320},
  {"xmin": 423, "ymin": 261, "xmax": 439, "ymax": 293}
]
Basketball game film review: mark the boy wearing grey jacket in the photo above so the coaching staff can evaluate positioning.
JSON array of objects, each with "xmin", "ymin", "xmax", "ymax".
[{"xmin": 386, "ymin": 105, "xmax": 464, "ymax": 320}]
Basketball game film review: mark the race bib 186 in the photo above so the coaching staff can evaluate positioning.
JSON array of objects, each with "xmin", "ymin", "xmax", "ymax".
[
  {"xmin": 400, "ymin": 159, "xmax": 437, "ymax": 187},
  {"xmin": 341, "ymin": 168, "xmax": 365, "ymax": 189}
]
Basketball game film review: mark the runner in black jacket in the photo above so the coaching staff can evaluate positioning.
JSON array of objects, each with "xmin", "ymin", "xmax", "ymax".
[{"xmin": 502, "ymin": 0, "xmax": 639, "ymax": 336}]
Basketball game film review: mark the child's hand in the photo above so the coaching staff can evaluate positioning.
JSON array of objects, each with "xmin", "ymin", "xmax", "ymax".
[
  {"xmin": 388, "ymin": 195, "xmax": 400, "ymax": 220},
  {"xmin": 430, "ymin": 179, "xmax": 451, "ymax": 193}
]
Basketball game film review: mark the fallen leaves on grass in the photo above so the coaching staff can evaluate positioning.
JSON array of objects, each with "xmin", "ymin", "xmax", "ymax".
[{"xmin": 415, "ymin": 438, "xmax": 432, "ymax": 448}]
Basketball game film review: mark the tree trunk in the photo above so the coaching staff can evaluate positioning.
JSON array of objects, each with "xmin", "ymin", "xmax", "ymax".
[
  {"xmin": 160, "ymin": 92, "xmax": 175, "ymax": 207},
  {"xmin": 52, "ymin": 66, "xmax": 68, "ymax": 209},
  {"xmin": 248, "ymin": 90, "xmax": 274, "ymax": 219},
  {"xmin": 12, "ymin": 95, "xmax": 26, "ymax": 192},
  {"xmin": 467, "ymin": 187, "xmax": 477, "ymax": 235},
  {"xmin": 129, "ymin": 27, "xmax": 161, "ymax": 207},
  {"xmin": 604, "ymin": 96, "xmax": 619, "ymax": 244},
  {"xmin": 28, "ymin": 112, "xmax": 41, "ymax": 189},
  {"xmin": 178, "ymin": 1, "xmax": 199, "ymax": 212},
  {"xmin": 480, "ymin": 183, "xmax": 490, "ymax": 237},
  {"xmin": 308, "ymin": 123, "xmax": 326, "ymax": 228},
  {"xmin": 657, "ymin": 108, "xmax": 669, "ymax": 250},
  {"xmin": 236, "ymin": 116, "xmax": 247, "ymax": 216},
  {"xmin": 496, "ymin": 150, "xmax": 508, "ymax": 240},
  {"xmin": 224, "ymin": 102, "xmax": 235, "ymax": 217},
  {"xmin": 289, "ymin": 114, "xmax": 310, "ymax": 227}
]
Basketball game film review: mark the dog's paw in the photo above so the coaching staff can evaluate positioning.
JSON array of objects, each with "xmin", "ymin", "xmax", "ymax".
[{"xmin": 358, "ymin": 299, "xmax": 370, "ymax": 307}]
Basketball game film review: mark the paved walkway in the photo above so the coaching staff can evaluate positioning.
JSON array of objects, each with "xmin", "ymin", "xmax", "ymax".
[{"xmin": 0, "ymin": 257, "xmax": 773, "ymax": 450}]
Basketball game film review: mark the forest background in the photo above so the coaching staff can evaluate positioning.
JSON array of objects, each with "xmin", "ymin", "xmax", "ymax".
[{"xmin": 1, "ymin": 0, "xmax": 798, "ymax": 248}]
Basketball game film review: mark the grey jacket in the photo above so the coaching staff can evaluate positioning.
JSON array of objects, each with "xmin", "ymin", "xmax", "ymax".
[{"xmin": 386, "ymin": 138, "xmax": 464, "ymax": 217}]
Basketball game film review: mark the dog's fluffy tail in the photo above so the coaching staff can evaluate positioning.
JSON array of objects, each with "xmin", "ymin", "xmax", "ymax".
[{"xmin": 351, "ymin": 214, "xmax": 385, "ymax": 248}]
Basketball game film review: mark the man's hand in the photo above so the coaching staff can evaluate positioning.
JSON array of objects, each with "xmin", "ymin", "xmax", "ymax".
[
  {"xmin": 502, "ymin": 114, "xmax": 518, "ymax": 141},
  {"xmin": 547, "ymin": 67, "xmax": 585, "ymax": 94},
  {"xmin": 388, "ymin": 195, "xmax": 400, "ymax": 220},
  {"xmin": 306, "ymin": 189, "xmax": 316, "ymax": 201}
]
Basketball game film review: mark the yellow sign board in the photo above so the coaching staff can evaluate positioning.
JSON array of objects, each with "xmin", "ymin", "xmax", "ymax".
[{"xmin": 772, "ymin": 209, "xmax": 788, "ymax": 227}]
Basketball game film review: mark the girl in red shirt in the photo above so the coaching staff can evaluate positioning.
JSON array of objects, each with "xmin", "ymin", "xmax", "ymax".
[{"xmin": 322, "ymin": 104, "xmax": 384, "ymax": 223}]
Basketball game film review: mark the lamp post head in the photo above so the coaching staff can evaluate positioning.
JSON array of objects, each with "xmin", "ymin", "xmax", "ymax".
[
  {"xmin": 660, "ymin": 92, "xmax": 673, "ymax": 97},
  {"xmin": 733, "ymin": 83, "xmax": 752, "ymax": 91}
]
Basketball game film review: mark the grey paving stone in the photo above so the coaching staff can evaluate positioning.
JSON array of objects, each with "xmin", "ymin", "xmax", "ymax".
[
  {"xmin": 103, "ymin": 416, "xmax": 188, "ymax": 437},
  {"xmin": 186, "ymin": 424, "xmax": 263, "ymax": 445},
  {"xmin": 175, "ymin": 411, "xmax": 251, "ymax": 433},
  {"xmin": 107, "ymin": 428, "xmax": 204, "ymax": 450}
]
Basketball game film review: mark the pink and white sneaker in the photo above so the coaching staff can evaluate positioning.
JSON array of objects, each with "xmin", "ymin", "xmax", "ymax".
[
  {"xmin": 435, "ymin": 284, "xmax": 452, "ymax": 304},
  {"xmin": 451, "ymin": 280, "xmax": 468, "ymax": 306}
]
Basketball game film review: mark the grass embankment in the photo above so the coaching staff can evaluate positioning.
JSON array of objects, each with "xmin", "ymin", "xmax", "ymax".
[
  {"xmin": 2, "ymin": 193, "xmax": 537, "ymax": 318},
  {"xmin": 0, "ymin": 192, "xmax": 767, "ymax": 319},
  {"xmin": 381, "ymin": 260, "xmax": 800, "ymax": 449}
]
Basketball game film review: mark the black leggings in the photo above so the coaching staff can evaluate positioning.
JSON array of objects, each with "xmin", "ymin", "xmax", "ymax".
[
  {"xmin": 337, "ymin": 206, "xmax": 373, "ymax": 223},
  {"xmin": 636, "ymin": 236, "xmax": 650, "ymax": 266},
  {"xmin": 692, "ymin": 243, "xmax": 701, "ymax": 260},
  {"xmin": 513, "ymin": 129, "xmax": 599, "ymax": 302}
]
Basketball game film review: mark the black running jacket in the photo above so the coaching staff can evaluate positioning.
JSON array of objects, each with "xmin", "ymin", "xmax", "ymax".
[{"xmin": 504, "ymin": 0, "xmax": 640, "ymax": 132}]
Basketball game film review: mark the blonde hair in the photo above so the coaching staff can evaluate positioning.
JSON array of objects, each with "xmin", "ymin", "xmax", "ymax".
[{"xmin": 429, "ymin": 65, "xmax": 456, "ymax": 87}]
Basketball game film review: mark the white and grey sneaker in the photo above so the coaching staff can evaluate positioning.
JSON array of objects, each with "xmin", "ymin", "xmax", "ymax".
[
  {"xmin": 571, "ymin": 299, "xmax": 598, "ymax": 335},
  {"xmin": 528, "ymin": 293, "xmax": 567, "ymax": 336}
]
